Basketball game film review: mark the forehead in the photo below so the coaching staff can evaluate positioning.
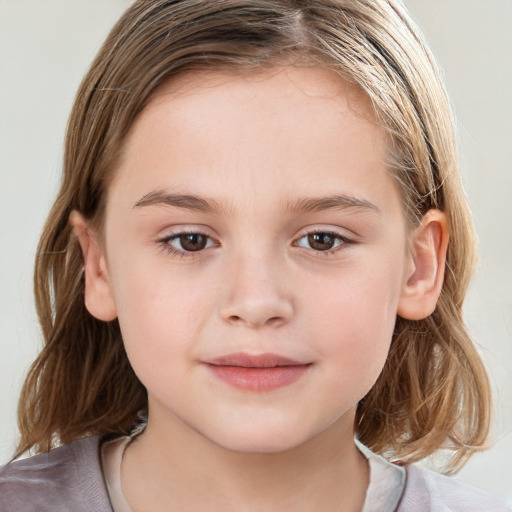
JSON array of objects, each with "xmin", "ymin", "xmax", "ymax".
[
  {"xmin": 110, "ymin": 66, "xmax": 400, "ymax": 217},
  {"xmin": 144, "ymin": 65, "xmax": 378, "ymax": 139}
]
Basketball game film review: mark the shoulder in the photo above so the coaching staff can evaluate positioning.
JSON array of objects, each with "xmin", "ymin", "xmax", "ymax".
[
  {"xmin": 0, "ymin": 435, "xmax": 112, "ymax": 512},
  {"xmin": 397, "ymin": 463, "xmax": 512, "ymax": 512}
]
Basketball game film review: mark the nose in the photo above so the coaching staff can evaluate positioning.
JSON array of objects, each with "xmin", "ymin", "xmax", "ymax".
[{"xmin": 219, "ymin": 253, "xmax": 294, "ymax": 329}]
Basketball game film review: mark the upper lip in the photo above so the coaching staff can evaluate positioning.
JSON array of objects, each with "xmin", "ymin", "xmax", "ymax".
[{"xmin": 206, "ymin": 352, "xmax": 309, "ymax": 368}]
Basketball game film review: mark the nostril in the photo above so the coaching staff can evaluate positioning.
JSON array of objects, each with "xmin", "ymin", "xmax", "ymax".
[
  {"xmin": 227, "ymin": 315, "xmax": 285, "ymax": 328},
  {"xmin": 220, "ymin": 294, "xmax": 294, "ymax": 328}
]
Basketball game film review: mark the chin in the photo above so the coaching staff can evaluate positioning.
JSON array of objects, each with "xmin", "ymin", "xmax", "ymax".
[
  {"xmin": 197, "ymin": 420, "xmax": 317, "ymax": 455},
  {"xmin": 216, "ymin": 434, "xmax": 306, "ymax": 454}
]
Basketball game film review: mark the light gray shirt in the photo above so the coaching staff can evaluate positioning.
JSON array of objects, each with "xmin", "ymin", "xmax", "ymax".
[
  {"xmin": 0, "ymin": 435, "xmax": 510, "ymax": 511},
  {"xmin": 102, "ymin": 437, "xmax": 406, "ymax": 511}
]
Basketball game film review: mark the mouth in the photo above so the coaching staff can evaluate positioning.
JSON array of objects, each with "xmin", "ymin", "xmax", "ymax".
[{"xmin": 204, "ymin": 352, "xmax": 312, "ymax": 393}]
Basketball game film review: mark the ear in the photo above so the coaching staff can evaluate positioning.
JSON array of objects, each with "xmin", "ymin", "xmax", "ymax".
[
  {"xmin": 397, "ymin": 209, "xmax": 449, "ymax": 321},
  {"xmin": 69, "ymin": 210, "xmax": 118, "ymax": 321}
]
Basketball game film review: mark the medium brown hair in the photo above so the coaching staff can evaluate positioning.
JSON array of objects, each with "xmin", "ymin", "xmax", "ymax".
[{"xmin": 17, "ymin": 0, "xmax": 491, "ymax": 472}]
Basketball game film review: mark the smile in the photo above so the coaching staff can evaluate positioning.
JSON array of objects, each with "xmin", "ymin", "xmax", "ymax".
[{"xmin": 204, "ymin": 352, "xmax": 312, "ymax": 393}]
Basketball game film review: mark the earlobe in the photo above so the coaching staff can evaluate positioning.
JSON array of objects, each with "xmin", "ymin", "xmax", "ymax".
[
  {"xmin": 69, "ymin": 211, "xmax": 118, "ymax": 322},
  {"xmin": 397, "ymin": 209, "xmax": 449, "ymax": 321}
]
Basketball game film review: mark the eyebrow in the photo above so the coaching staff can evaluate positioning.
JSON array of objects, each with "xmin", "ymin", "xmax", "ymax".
[
  {"xmin": 286, "ymin": 195, "xmax": 380, "ymax": 215},
  {"xmin": 133, "ymin": 190, "xmax": 231, "ymax": 215},
  {"xmin": 133, "ymin": 190, "xmax": 379, "ymax": 216}
]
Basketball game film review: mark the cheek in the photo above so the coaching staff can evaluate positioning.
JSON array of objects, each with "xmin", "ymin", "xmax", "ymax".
[
  {"xmin": 107, "ymin": 253, "xmax": 216, "ymax": 368},
  {"xmin": 305, "ymin": 258, "xmax": 404, "ymax": 385}
]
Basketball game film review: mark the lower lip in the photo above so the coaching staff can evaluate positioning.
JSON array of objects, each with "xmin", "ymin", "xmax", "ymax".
[{"xmin": 206, "ymin": 364, "xmax": 310, "ymax": 392}]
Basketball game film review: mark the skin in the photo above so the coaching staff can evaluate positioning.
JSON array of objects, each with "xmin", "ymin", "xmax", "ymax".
[{"xmin": 72, "ymin": 66, "xmax": 448, "ymax": 511}]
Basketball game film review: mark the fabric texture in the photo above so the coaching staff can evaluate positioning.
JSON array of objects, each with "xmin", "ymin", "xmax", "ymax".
[
  {"xmin": 0, "ymin": 436, "xmax": 112, "ymax": 512},
  {"xmin": 102, "ymin": 436, "xmax": 132, "ymax": 512},
  {"xmin": 357, "ymin": 441, "xmax": 406, "ymax": 511},
  {"xmin": 0, "ymin": 435, "xmax": 510, "ymax": 511},
  {"xmin": 101, "ymin": 436, "xmax": 406, "ymax": 511},
  {"xmin": 398, "ymin": 464, "xmax": 512, "ymax": 512}
]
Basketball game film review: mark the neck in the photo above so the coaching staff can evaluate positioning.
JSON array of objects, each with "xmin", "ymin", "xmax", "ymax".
[{"xmin": 122, "ymin": 409, "xmax": 369, "ymax": 512}]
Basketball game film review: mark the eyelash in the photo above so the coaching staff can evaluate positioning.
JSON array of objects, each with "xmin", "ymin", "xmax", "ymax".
[
  {"xmin": 295, "ymin": 229, "xmax": 355, "ymax": 256},
  {"xmin": 157, "ymin": 229, "xmax": 355, "ymax": 258},
  {"xmin": 157, "ymin": 230, "xmax": 216, "ymax": 258}
]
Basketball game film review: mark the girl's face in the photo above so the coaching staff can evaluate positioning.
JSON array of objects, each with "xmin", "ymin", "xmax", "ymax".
[{"xmin": 96, "ymin": 66, "xmax": 417, "ymax": 452}]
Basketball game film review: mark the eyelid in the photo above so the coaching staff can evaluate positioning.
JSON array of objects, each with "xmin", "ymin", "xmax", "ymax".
[
  {"xmin": 156, "ymin": 224, "xmax": 217, "ymax": 242},
  {"xmin": 154, "ymin": 225, "xmax": 357, "ymax": 259},
  {"xmin": 295, "ymin": 225, "xmax": 357, "ymax": 242},
  {"xmin": 293, "ymin": 227, "xmax": 357, "ymax": 255},
  {"xmin": 156, "ymin": 227, "xmax": 218, "ymax": 257}
]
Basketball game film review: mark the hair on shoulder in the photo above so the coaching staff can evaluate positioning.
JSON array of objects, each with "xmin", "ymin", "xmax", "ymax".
[{"xmin": 17, "ymin": 0, "xmax": 491, "ymax": 473}]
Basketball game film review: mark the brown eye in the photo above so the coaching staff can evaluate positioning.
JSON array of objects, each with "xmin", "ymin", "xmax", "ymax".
[
  {"xmin": 297, "ymin": 232, "xmax": 347, "ymax": 252},
  {"xmin": 160, "ymin": 231, "xmax": 215, "ymax": 256},
  {"xmin": 178, "ymin": 233, "xmax": 209, "ymax": 252},
  {"xmin": 308, "ymin": 233, "xmax": 336, "ymax": 251}
]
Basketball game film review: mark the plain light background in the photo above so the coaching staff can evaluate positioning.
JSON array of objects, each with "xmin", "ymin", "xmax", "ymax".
[{"xmin": 1, "ymin": 0, "xmax": 511, "ymax": 500}]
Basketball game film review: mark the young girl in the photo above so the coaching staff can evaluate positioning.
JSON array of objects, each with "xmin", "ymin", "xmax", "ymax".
[{"xmin": 0, "ymin": 0, "xmax": 510, "ymax": 510}]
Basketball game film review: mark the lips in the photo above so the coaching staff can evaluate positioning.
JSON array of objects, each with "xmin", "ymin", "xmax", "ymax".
[{"xmin": 204, "ymin": 352, "xmax": 311, "ymax": 392}]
